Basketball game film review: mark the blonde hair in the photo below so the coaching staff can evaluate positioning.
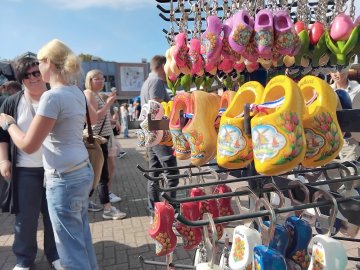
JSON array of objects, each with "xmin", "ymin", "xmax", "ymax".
[
  {"xmin": 85, "ymin": 69, "xmax": 103, "ymax": 91},
  {"xmin": 37, "ymin": 39, "xmax": 81, "ymax": 83}
]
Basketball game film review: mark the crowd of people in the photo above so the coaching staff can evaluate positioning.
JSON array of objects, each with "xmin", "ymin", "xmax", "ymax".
[{"xmin": 0, "ymin": 40, "xmax": 139, "ymax": 270}]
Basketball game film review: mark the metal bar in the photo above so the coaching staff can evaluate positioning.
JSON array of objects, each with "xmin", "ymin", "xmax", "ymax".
[
  {"xmin": 348, "ymin": 257, "xmax": 360, "ymax": 262},
  {"xmin": 144, "ymin": 167, "xmax": 244, "ymax": 181},
  {"xmin": 137, "ymin": 162, "xmax": 219, "ymax": 173},
  {"xmin": 146, "ymin": 162, "xmax": 342, "ymax": 188},
  {"xmin": 138, "ymin": 255, "xmax": 196, "ymax": 269},
  {"xmin": 160, "ymin": 174, "xmax": 360, "ymax": 203},
  {"xmin": 175, "ymin": 195, "xmax": 360, "ymax": 226},
  {"xmin": 326, "ymin": 236, "xmax": 360, "ymax": 242}
]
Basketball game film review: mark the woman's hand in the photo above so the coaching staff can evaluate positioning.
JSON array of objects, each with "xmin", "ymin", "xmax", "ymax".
[
  {"xmin": 0, "ymin": 114, "xmax": 15, "ymax": 128},
  {"xmin": 0, "ymin": 160, "xmax": 11, "ymax": 181},
  {"xmin": 106, "ymin": 92, "xmax": 117, "ymax": 105}
]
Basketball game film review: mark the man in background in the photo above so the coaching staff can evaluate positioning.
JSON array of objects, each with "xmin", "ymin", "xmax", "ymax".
[{"xmin": 140, "ymin": 55, "xmax": 179, "ymax": 216}]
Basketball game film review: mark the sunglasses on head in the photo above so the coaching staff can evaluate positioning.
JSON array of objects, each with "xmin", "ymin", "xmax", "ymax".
[{"xmin": 23, "ymin": 70, "xmax": 41, "ymax": 80}]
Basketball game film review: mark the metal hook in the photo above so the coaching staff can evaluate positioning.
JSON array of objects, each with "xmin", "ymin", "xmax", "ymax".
[
  {"xmin": 288, "ymin": 180, "xmax": 310, "ymax": 217},
  {"xmin": 201, "ymin": 213, "xmax": 218, "ymax": 268},
  {"xmin": 234, "ymin": 186, "xmax": 259, "ymax": 226},
  {"xmin": 263, "ymin": 181, "xmax": 285, "ymax": 209},
  {"xmin": 254, "ymin": 197, "xmax": 277, "ymax": 246},
  {"xmin": 312, "ymin": 189, "xmax": 339, "ymax": 237}
]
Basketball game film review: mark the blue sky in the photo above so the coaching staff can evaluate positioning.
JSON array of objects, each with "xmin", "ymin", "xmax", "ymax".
[{"xmin": 1, "ymin": 0, "xmax": 360, "ymax": 63}]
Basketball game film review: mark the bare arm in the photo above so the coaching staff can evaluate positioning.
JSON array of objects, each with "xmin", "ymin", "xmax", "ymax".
[
  {"xmin": 0, "ymin": 142, "xmax": 11, "ymax": 181},
  {"xmin": 3, "ymin": 114, "xmax": 56, "ymax": 154},
  {"xmin": 84, "ymin": 90, "xmax": 116, "ymax": 121}
]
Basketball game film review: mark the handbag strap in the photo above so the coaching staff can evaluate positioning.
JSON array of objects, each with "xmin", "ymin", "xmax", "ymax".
[
  {"xmin": 98, "ymin": 114, "xmax": 107, "ymax": 136},
  {"xmin": 85, "ymin": 99, "xmax": 95, "ymax": 144}
]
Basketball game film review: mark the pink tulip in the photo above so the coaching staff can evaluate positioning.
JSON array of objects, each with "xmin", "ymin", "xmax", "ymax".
[
  {"xmin": 330, "ymin": 13, "xmax": 354, "ymax": 41},
  {"xmin": 320, "ymin": 124, "xmax": 329, "ymax": 132}
]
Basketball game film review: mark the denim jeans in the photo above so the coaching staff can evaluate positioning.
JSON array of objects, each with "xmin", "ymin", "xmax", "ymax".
[
  {"xmin": 13, "ymin": 167, "xmax": 58, "ymax": 268},
  {"xmin": 147, "ymin": 145, "xmax": 180, "ymax": 213},
  {"xmin": 45, "ymin": 163, "xmax": 98, "ymax": 270},
  {"xmin": 121, "ymin": 116, "xmax": 128, "ymax": 137}
]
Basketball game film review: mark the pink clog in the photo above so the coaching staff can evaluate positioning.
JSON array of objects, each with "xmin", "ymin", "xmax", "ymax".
[
  {"xmin": 254, "ymin": 9, "xmax": 274, "ymax": 58},
  {"xmin": 229, "ymin": 10, "xmax": 254, "ymax": 54},
  {"xmin": 273, "ymin": 10, "xmax": 301, "ymax": 56}
]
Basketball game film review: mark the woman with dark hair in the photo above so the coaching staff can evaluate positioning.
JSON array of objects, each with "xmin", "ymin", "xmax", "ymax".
[
  {"xmin": 0, "ymin": 39, "xmax": 98, "ymax": 269},
  {"xmin": 0, "ymin": 57, "xmax": 61, "ymax": 270}
]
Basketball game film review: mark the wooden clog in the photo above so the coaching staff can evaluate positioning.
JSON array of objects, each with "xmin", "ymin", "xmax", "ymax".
[
  {"xmin": 182, "ymin": 91, "xmax": 220, "ymax": 166},
  {"xmin": 217, "ymin": 81, "xmax": 264, "ymax": 169},
  {"xmin": 148, "ymin": 202, "xmax": 177, "ymax": 256},
  {"xmin": 298, "ymin": 75, "xmax": 343, "ymax": 167},
  {"xmin": 251, "ymin": 75, "xmax": 306, "ymax": 175},
  {"xmin": 159, "ymin": 101, "xmax": 173, "ymax": 147},
  {"xmin": 169, "ymin": 92, "xmax": 192, "ymax": 160}
]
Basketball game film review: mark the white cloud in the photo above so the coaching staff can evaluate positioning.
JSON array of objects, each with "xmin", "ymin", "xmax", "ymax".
[{"xmin": 42, "ymin": 0, "xmax": 153, "ymax": 10}]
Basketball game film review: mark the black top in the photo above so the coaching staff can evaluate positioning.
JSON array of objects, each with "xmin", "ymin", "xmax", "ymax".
[{"xmin": 0, "ymin": 91, "xmax": 24, "ymax": 213}]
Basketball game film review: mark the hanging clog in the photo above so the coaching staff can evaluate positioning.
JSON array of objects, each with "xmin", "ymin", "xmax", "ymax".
[
  {"xmin": 159, "ymin": 101, "xmax": 173, "ymax": 147},
  {"xmin": 218, "ymin": 81, "xmax": 264, "ymax": 169},
  {"xmin": 229, "ymin": 187, "xmax": 262, "ymax": 270},
  {"xmin": 169, "ymin": 92, "xmax": 192, "ymax": 160},
  {"xmin": 285, "ymin": 181, "xmax": 312, "ymax": 270},
  {"xmin": 201, "ymin": 15, "xmax": 223, "ymax": 66},
  {"xmin": 148, "ymin": 201, "xmax": 177, "ymax": 256},
  {"xmin": 251, "ymin": 75, "xmax": 306, "ymax": 175},
  {"xmin": 175, "ymin": 201, "xmax": 202, "ymax": 250},
  {"xmin": 307, "ymin": 190, "xmax": 348, "ymax": 270},
  {"xmin": 189, "ymin": 37, "xmax": 205, "ymax": 76},
  {"xmin": 254, "ymin": 9, "xmax": 274, "ymax": 59},
  {"xmin": 273, "ymin": 10, "xmax": 301, "ymax": 56},
  {"xmin": 229, "ymin": 10, "xmax": 254, "ymax": 55},
  {"xmin": 298, "ymin": 75, "xmax": 343, "ymax": 168},
  {"xmin": 182, "ymin": 91, "xmax": 220, "ymax": 166},
  {"xmin": 139, "ymin": 100, "xmax": 164, "ymax": 147},
  {"xmin": 253, "ymin": 198, "xmax": 287, "ymax": 270}
]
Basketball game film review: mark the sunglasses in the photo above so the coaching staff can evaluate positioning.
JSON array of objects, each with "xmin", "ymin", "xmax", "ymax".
[{"xmin": 23, "ymin": 70, "xmax": 41, "ymax": 80}]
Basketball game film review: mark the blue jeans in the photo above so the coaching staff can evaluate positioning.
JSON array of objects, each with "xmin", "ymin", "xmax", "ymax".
[
  {"xmin": 45, "ymin": 163, "xmax": 98, "ymax": 270},
  {"xmin": 147, "ymin": 145, "xmax": 179, "ymax": 214},
  {"xmin": 121, "ymin": 117, "xmax": 129, "ymax": 137},
  {"xmin": 13, "ymin": 167, "xmax": 58, "ymax": 267}
]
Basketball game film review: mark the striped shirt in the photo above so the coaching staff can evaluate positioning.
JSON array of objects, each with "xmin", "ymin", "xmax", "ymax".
[{"xmin": 92, "ymin": 92, "xmax": 113, "ymax": 136}]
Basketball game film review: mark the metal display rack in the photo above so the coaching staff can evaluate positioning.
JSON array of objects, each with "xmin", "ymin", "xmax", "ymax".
[{"xmin": 133, "ymin": 0, "xmax": 359, "ymax": 268}]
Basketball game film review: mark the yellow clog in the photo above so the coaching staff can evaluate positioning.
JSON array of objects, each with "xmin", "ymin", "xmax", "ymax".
[
  {"xmin": 215, "ymin": 90, "xmax": 236, "ymax": 131},
  {"xmin": 217, "ymin": 81, "xmax": 264, "ymax": 169},
  {"xmin": 251, "ymin": 75, "xmax": 306, "ymax": 175},
  {"xmin": 159, "ymin": 101, "xmax": 174, "ymax": 147},
  {"xmin": 182, "ymin": 91, "xmax": 220, "ymax": 166},
  {"xmin": 169, "ymin": 93, "xmax": 192, "ymax": 160},
  {"xmin": 298, "ymin": 75, "xmax": 343, "ymax": 167}
]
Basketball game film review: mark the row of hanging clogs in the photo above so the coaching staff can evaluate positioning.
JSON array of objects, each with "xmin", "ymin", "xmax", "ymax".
[
  {"xmin": 148, "ymin": 187, "xmax": 349, "ymax": 270},
  {"xmin": 166, "ymin": 8, "xmax": 300, "ymax": 80},
  {"xmin": 163, "ymin": 75, "xmax": 342, "ymax": 175}
]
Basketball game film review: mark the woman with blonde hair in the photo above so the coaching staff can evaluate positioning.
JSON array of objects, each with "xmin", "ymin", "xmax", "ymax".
[
  {"xmin": 0, "ymin": 39, "xmax": 98, "ymax": 270},
  {"xmin": 84, "ymin": 69, "xmax": 126, "ymax": 219}
]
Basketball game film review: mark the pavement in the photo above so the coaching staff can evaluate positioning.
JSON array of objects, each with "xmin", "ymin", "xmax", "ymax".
[{"xmin": 0, "ymin": 131, "xmax": 359, "ymax": 269}]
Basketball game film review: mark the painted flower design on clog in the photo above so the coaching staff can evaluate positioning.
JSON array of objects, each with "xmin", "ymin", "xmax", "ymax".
[
  {"xmin": 312, "ymin": 112, "xmax": 341, "ymax": 161},
  {"xmin": 254, "ymin": 29, "xmax": 274, "ymax": 47},
  {"xmin": 274, "ymin": 112, "xmax": 304, "ymax": 165},
  {"xmin": 184, "ymin": 130, "xmax": 205, "ymax": 159}
]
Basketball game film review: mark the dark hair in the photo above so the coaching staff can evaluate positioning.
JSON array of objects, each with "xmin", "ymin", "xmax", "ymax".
[
  {"xmin": 150, "ymin": 55, "xmax": 166, "ymax": 71},
  {"xmin": 3, "ymin": 80, "xmax": 22, "ymax": 94},
  {"xmin": 14, "ymin": 57, "xmax": 39, "ymax": 83}
]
